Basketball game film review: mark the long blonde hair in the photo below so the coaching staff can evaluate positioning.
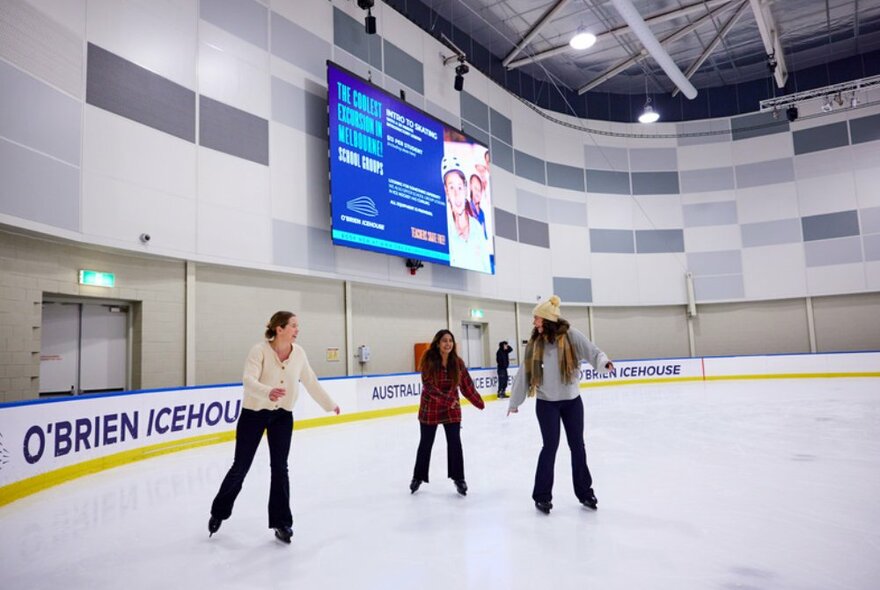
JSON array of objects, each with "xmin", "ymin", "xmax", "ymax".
[{"xmin": 523, "ymin": 318, "xmax": 577, "ymax": 396}]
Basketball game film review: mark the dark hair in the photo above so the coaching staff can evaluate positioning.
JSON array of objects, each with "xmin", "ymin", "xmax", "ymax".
[
  {"xmin": 265, "ymin": 311, "xmax": 295, "ymax": 340},
  {"xmin": 420, "ymin": 329, "xmax": 461, "ymax": 385},
  {"xmin": 530, "ymin": 317, "xmax": 569, "ymax": 343}
]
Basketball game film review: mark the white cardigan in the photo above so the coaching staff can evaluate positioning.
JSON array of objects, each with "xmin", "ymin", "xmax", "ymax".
[{"xmin": 242, "ymin": 341, "xmax": 336, "ymax": 412}]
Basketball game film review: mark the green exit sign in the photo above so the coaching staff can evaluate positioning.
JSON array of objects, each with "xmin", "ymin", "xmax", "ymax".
[
  {"xmin": 79, "ymin": 270, "xmax": 115, "ymax": 287},
  {"xmin": 470, "ymin": 308, "xmax": 484, "ymax": 319}
]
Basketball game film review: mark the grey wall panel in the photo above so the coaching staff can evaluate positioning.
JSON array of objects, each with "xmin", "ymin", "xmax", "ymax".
[
  {"xmin": 460, "ymin": 92, "xmax": 489, "ymax": 131},
  {"xmin": 271, "ymin": 13, "xmax": 331, "ymax": 79},
  {"xmin": 383, "ymin": 41, "xmax": 423, "ymax": 94},
  {"xmin": 635, "ymin": 229, "xmax": 684, "ymax": 253},
  {"xmin": 629, "ymin": 147, "xmax": 677, "ymax": 171},
  {"xmin": 490, "ymin": 108, "xmax": 512, "ymax": 144},
  {"xmin": 861, "ymin": 206, "xmax": 880, "ymax": 234},
  {"xmin": 547, "ymin": 162, "xmax": 585, "ymax": 191},
  {"xmin": 741, "ymin": 218, "xmax": 802, "ymax": 247},
  {"xmin": 494, "ymin": 207, "xmax": 517, "ymax": 240},
  {"xmin": 631, "ymin": 171, "xmax": 679, "ymax": 195},
  {"xmin": 590, "ymin": 228, "xmax": 634, "ymax": 253},
  {"xmin": 679, "ymin": 167, "xmax": 735, "ymax": 193},
  {"xmin": 864, "ymin": 234, "xmax": 880, "ymax": 261},
  {"xmin": 792, "ymin": 122, "xmax": 850, "ymax": 155},
  {"xmin": 273, "ymin": 220, "xmax": 336, "ymax": 271},
  {"xmin": 547, "ymin": 198, "xmax": 588, "ymax": 227},
  {"xmin": 683, "ymin": 201, "xmax": 738, "ymax": 227},
  {"xmin": 687, "ymin": 250, "xmax": 743, "ymax": 275},
  {"xmin": 734, "ymin": 158, "xmax": 794, "ymax": 189},
  {"xmin": 461, "ymin": 121, "xmax": 490, "ymax": 147},
  {"xmin": 0, "ymin": 139, "xmax": 78, "ymax": 230},
  {"xmin": 850, "ymin": 113, "xmax": 880, "ymax": 145},
  {"xmin": 585, "ymin": 169, "xmax": 629, "ymax": 194},
  {"xmin": 200, "ymin": 0, "xmax": 268, "ymax": 49},
  {"xmin": 693, "ymin": 275, "xmax": 744, "ymax": 300},
  {"xmin": 333, "ymin": 7, "xmax": 382, "ymax": 69},
  {"xmin": 731, "ymin": 111, "xmax": 789, "ymax": 141},
  {"xmin": 200, "ymin": 95, "xmax": 269, "ymax": 165},
  {"xmin": 677, "ymin": 119, "xmax": 730, "ymax": 146},
  {"xmin": 514, "ymin": 150, "xmax": 546, "ymax": 184},
  {"xmin": 86, "ymin": 44, "xmax": 196, "ymax": 142},
  {"xmin": 517, "ymin": 217, "xmax": 550, "ymax": 248},
  {"xmin": 0, "ymin": 60, "xmax": 81, "ymax": 165},
  {"xmin": 516, "ymin": 189, "xmax": 547, "ymax": 221},
  {"xmin": 804, "ymin": 236, "xmax": 863, "ymax": 266},
  {"xmin": 491, "ymin": 138, "xmax": 513, "ymax": 172},
  {"xmin": 271, "ymin": 77, "xmax": 326, "ymax": 138},
  {"xmin": 801, "ymin": 210, "xmax": 860, "ymax": 242},
  {"xmin": 553, "ymin": 277, "xmax": 592, "ymax": 303},
  {"xmin": 585, "ymin": 145, "xmax": 628, "ymax": 170}
]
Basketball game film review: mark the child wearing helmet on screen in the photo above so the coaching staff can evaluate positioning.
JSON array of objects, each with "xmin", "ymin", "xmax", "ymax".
[{"xmin": 441, "ymin": 154, "xmax": 490, "ymax": 273}]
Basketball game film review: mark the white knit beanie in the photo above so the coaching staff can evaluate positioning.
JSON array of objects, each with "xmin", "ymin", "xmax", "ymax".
[{"xmin": 532, "ymin": 295, "xmax": 561, "ymax": 322}]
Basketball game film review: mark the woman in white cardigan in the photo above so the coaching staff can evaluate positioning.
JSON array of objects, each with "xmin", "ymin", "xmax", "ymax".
[{"xmin": 208, "ymin": 311, "xmax": 340, "ymax": 544}]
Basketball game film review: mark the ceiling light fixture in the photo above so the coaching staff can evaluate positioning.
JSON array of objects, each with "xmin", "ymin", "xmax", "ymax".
[
  {"xmin": 821, "ymin": 96, "xmax": 833, "ymax": 112},
  {"xmin": 569, "ymin": 29, "xmax": 597, "ymax": 50},
  {"xmin": 850, "ymin": 93, "xmax": 859, "ymax": 108},
  {"xmin": 638, "ymin": 97, "xmax": 659, "ymax": 123}
]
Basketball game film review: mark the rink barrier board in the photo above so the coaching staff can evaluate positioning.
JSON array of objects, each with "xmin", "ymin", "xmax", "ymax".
[{"xmin": 1, "ymin": 352, "xmax": 878, "ymax": 507}]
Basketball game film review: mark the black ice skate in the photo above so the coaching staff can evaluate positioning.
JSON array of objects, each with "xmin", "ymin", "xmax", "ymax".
[
  {"xmin": 581, "ymin": 490, "xmax": 598, "ymax": 510},
  {"xmin": 274, "ymin": 526, "xmax": 293, "ymax": 544},
  {"xmin": 410, "ymin": 479, "xmax": 422, "ymax": 494},
  {"xmin": 208, "ymin": 516, "xmax": 221, "ymax": 537},
  {"xmin": 535, "ymin": 501, "xmax": 552, "ymax": 514},
  {"xmin": 454, "ymin": 479, "xmax": 468, "ymax": 496}
]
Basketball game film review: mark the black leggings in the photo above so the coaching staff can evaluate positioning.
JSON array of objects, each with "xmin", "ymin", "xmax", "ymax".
[
  {"xmin": 412, "ymin": 422, "xmax": 464, "ymax": 482},
  {"xmin": 532, "ymin": 397, "xmax": 593, "ymax": 503}
]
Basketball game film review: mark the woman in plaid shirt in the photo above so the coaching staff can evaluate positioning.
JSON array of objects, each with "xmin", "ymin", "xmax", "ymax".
[{"xmin": 410, "ymin": 329, "xmax": 485, "ymax": 495}]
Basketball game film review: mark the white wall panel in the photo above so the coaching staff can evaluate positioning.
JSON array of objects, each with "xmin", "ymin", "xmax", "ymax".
[
  {"xmin": 87, "ymin": 0, "xmax": 198, "ymax": 90},
  {"xmin": 806, "ymin": 263, "xmax": 866, "ymax": 296},
  {"xmin": 676, "ymin": 140, "xmax": 732, "ymax": 170},
  {"xmin": 731, "ymin": 132, "xmax": 793, "ymax": 166},
  {"xmin": 736, "ymin": 183, "xmax": 799, "ymax": 223},
  {"xmin": 82, "ymin": 171, "xmax": 197, "ymax": 252},
  {"xmin": 795, "ymin": 172, "xmax": 857, "ymax": 217},
  {"xmin": 866, "ymin": 261, "xmax": 880, "ymax": 290},
  {"xmin": 855, "ymin": 166, "xmax": 880, "ymax": 208},
  {"xmin": 83, "ymin": 106, "xmax": 197, "ymax": 200},
  {"xmin": 636, "ymin": 254, "xmax": 688, "ymax": 304},
  {"xmin": 683, "ymin": 225, "xmax": 742, "ymax": 252},
  {"xmin": 680, "ymin": 189, "xmax": 736, "ymax": 205},
  {"xmin": 550, "ymin": 224, "xmax": 590, "ymax": 277},
  {"xmin": 517, "ymin": 244, "xmax": 552, "ymax": 303},
  {"xmin": 197, "ymin": 202, "xmax": 271, "ymax": 263},
  {"xmin": 271, "ymin": 0, "xmax": 332, "ymax": 41},
  {"xmin": 587, "ymin": 194, "xmax": 633, "ymax": 228},
  {"xmin": 269, "ymin": 124, "xmax": 329, "ymax": 229},
  {"xmin": 590, "ymin": 254, "xmax": 638, "ymax": 305},
  {"xmin": 632, "ymin": 195, "xmax": 683, "ymax": 229},
  {"xmin": 198, "ymin": 21, "xmax": 269, "ymax": 119},
  {"xmin": 492, "ymin": 238, "xmax": 520, "ymax": 297},
  {"xmin": 741, "ymin": 244, "xmax": 807, "ymax": 300},
  {"xmin": 542, "ymin": 124, "xmax": 584, "ymax": 166},
  {"xmin": 198, "ymin": 147, "xmax": 270, "ymax": 214}
]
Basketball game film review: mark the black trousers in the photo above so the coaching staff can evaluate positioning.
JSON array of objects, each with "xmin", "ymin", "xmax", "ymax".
[
  {"xmin": 532, "ymin": 397, "xmax": 593, "ymax": 503},
  {"xmin": 211, "ymin": 408, "xmax": 293, "ymax": 528},
  {"xmin": 497, "ymin": 368, "xmax": 509, "ymax": 394},
  {"xmin": 412, "ymin": 422, "xmax": 464, "ymax": 482}
]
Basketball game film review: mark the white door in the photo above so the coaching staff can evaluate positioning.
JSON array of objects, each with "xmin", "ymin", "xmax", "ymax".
[
  {"xmin": 80, "ymin": 305, "xmax": 128, "ymax": 392},
  {"xmin": 39, "ymin": 303, "xmax": 80, "ymax": 394},
  {"xmin": 461, "ymin": 323, "xmax": 484, "ymax": 368}
]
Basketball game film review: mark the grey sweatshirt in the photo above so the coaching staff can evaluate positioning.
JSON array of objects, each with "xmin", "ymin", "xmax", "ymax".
[{"xmin": 507, "ymin": 327, "xmax": 610, "ymax": 411}]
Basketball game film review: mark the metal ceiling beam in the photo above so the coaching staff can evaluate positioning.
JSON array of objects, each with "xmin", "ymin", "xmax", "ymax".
[
  {"xmin": 749, "ymin": 0, "xmax": 788, "ymax": 87},
  {"xmin": 577, "ymin": 2, "xmax": 735, "ymax": 94},
  {"xmin": 502, "ymin": 0, "xmax": 572, "ymax": 67},
  {"xmin": 506, "ymin": 0, "xmax": 735, "ymax": 70},
  {"xmin": 672, "ymin": 0, "xmax": 751, "ymax": 97}
]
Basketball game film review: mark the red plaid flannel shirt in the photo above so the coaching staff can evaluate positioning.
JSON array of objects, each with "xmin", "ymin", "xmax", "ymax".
[{"xmin": 418, "ymin": 358, "xmax": 485, "ymax": 424}]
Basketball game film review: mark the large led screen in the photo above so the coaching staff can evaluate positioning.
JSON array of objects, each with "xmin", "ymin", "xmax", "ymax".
[{"xmin": 328, "ymin": 62, "xmax": 495, "ymax": 274}]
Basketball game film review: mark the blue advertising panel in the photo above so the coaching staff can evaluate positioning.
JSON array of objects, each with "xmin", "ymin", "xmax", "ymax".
[{"xmin": 327, "ymin": 62, "xmax": 495, "ymax": 274}]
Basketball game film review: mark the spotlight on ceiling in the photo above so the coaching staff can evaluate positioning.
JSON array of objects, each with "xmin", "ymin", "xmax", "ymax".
[
  {"xmin": 454, "ymin": 57, "xmax": 469, "ymax": 92},
  {"xmin": 569, "ymin": 29, "xmax": 597, "ymax": 50},
  {"xmin": 786, "ymin": 106, "xmax": 799, "ymax": 122},
  {"xmin": 638, "ymin": 97, "xmax": 659, "ymax": 124},
  {"xmin": 821, "ymin": 97, "xmax": 833, "ymax": 112},
  {"xmin": 357, "ymin": 0, "xmax": 376, "ymax": 35},
  {"xmin": 850, "ymin": 93, "xmax": 859, "ymax": 108}
]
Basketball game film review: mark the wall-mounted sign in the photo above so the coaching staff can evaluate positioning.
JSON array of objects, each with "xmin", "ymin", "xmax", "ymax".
[{"xmin": 78, "ymin": 270, "xmax": 115, "ymax": 288}]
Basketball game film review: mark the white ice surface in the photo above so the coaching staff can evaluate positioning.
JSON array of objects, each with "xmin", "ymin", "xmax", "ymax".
[{"xmin": 2, "ymin": 378, "xmax": 879, "ymax": 590}]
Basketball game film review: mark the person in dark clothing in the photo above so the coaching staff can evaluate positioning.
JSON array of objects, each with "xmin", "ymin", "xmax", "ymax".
[
  {"xmin": 410, "ymin": 329, "xmax": 485, "ymax": 496},
  {"xmin": 496, "ymin": 340, "xmax": 513, "ymax": 398}
]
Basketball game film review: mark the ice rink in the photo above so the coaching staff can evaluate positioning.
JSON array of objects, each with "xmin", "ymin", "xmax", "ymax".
[{"xmin": 2, "ymin": 377, "xmax": 879, "ymax": 590}]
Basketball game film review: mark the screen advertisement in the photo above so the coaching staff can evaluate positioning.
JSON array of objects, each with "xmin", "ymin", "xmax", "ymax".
[{"xmin": 328, "ymin": 62, "xmax": 495, "ymax": 274}]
